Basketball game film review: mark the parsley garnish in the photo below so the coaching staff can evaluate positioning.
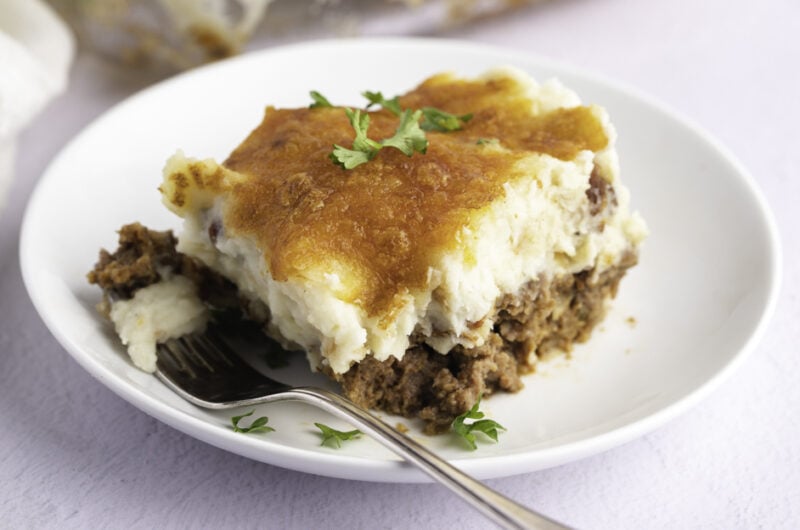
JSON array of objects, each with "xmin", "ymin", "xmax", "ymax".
[
  {"xmin": 380, "ymin": 109, "xmax": 428, "ymax": 156},
  {"xmin": 231, "ymin": 410, "xmax": 275, "ymax": 434},
  {"xmin": 330, "ymin": 145, "xmax": 374, "ymax": 170},
  {"xmin": 331, "ymin": 108, "xmax": 382, "ymax": 169},
  {"xmin": 420, "ymin": 107, "xmax": 473, "ymax": 132},
  {"xmin": 476, "ymin": 137, "xmax": 499, "ymax": 146},
  {"xmin": 309, "ymin": 90, "xmax": 334, "ymax": 108},
  {"xmin": 452, "ymin": 395, "xmax": 505, "ymax": 450},
  {"xmin": 361, "ymin": 92, "xmax": 472, "ymax": 132},
  {"xmin": 331, "ymin": 108, "xmax": 428, "ymax": 169},
  {"xmin": 325, "ymin": 87, "xmax": 472, "ymax": 169},
  {"xmin": 314, "ymin": 423, "xmax": 364, "ymax": 448},
  {"xmin": 363, "ymin": 91, "xmax": 403, "ymax": 116}
]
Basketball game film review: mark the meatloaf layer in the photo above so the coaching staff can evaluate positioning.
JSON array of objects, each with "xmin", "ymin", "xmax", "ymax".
[{"xmin": 90, "ymin": 223, "xmax": 635, "ymax": 432}]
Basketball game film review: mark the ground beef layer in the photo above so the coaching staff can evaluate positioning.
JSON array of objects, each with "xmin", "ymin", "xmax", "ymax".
[
  {"xmin": 89, "ymin": 223, "xmax": 636, "ymax": 434},
  {"xmin": 87, "ymin": 222, "xmax": 238, "ymax": 309},
  {"xmin": 338, "ymin": 254, "xmax": 635, "ymax": 433}
]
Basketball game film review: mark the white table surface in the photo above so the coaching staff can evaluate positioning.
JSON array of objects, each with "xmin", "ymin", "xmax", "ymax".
[{"xmin": 2, "ymin": 0, "xmax": 799, "ymax": 528}]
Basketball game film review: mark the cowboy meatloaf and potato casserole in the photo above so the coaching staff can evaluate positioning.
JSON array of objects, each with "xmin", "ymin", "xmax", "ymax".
[{"xmin": 88, "ymin": 67, "xmax": 646, "ymax": 433}]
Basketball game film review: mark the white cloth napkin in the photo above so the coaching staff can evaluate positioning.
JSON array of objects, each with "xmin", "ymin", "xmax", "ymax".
[{"xmin": 0, "ymin": 0, "xmax": 74, "ymax": 208}]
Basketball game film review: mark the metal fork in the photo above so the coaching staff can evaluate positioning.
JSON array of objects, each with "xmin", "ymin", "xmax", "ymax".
[{"xmin": 155, "ymin": 327, "xmax": 569, "ymax": 530}]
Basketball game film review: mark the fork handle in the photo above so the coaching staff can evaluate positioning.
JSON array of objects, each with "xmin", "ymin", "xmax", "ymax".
[{"xmin": 278, "ymin": 387, "xmax": 569, "ymax": 530}]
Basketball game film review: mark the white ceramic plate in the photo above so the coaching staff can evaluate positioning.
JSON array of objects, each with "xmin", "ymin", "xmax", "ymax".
[{"xmin": 20, "ymin": 38, "xmax": 780, "ymax": 483}]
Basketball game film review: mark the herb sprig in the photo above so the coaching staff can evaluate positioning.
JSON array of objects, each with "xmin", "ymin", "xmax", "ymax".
[
  {"xmin": 309, "ymin": 90, "xmax": 334, "ymax": 108},
  {"xmin": 420, "ymin": 107, "xmax": 473, "ymax": 132},
  {"xmin": 314, "ymin": 423, "xmax": 364, "ymax": 448},
  {"xmin": 330, "ymin": 108, "xmax": 428, "ymax": 169},
  {"xmin": 231, "ymin": 410, "xmax": 275, "ymax": 434},
  {"xmin": 363, "ymin": 91, "xmax": 402, "ymax": 116},
  {"xmin": 452, "ymin": 396, "xmax": 506, "ymax": 450},
  {"xmin": 379, "ymin": 109, "xmax": 428, "ymax": 156},
  {"xmin": 330, "ymin": 108, "xmax": 383, "ymax": 169},
  {"xmin": 311, "ymin": 89, "xmax": 471, "ymax": 169},
  {"xmin": 362, "ymin": 90, "xmax": 472, "ymax": 131}
]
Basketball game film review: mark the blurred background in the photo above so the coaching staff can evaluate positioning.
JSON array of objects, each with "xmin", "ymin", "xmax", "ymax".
[
  {"xmin": 3, "ymin": 0, "xmax": 557, "ymax": 205},
  {"xmin": 50, "ymin": 0, "xmax": 553, "ymax": 73}
]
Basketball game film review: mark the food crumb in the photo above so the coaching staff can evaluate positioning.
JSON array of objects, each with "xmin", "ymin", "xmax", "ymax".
[
  {"xmin": 625, "ymin": 316, "xmax": 637, "ymax": 327},
  {"xmin": 396, "ymin": 423, "xmax": 409, "ymax": 434}
]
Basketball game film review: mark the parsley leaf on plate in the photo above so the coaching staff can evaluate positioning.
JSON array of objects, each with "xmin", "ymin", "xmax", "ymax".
[
  {"xmin": 231, "ymin": 410, "xmax": 275, "ymax": 434},
  {"xmin": 452, "ymin": 395, "xmax": 506, "ymax": 450},
  {"xmin": 315, "ymin": 423, "xmax": 364, "ymax": 448}
]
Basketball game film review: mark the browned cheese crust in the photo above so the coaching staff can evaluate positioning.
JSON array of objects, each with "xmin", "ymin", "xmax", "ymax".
[{"xmin": 219, "ymin": 74, "xmax": 608, "ymax": 318}]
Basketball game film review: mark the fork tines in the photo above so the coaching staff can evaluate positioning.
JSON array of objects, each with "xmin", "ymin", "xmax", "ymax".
[{"xmin": 158, "ymin": 329, "xmax": 256, "ymax": 380}]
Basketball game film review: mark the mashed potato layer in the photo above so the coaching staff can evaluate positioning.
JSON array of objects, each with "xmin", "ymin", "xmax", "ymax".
[{"xmin": 109, "ymin": 274, "xmax": 208, "ymax": 372}]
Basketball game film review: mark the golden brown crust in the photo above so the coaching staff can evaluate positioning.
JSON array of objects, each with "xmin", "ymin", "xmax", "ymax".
[
  {"xmin": 220, "ymin": 74, "xmax": 608, "ymax": 318},
  {"xmin": 160, "ymin": 156, "xmax": 244, "ymax": 216}
]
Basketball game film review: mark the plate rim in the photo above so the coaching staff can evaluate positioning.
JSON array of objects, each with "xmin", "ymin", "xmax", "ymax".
[{"xmin": 19, "ymin": 36, "xmax": 782, "ymax": 482}]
